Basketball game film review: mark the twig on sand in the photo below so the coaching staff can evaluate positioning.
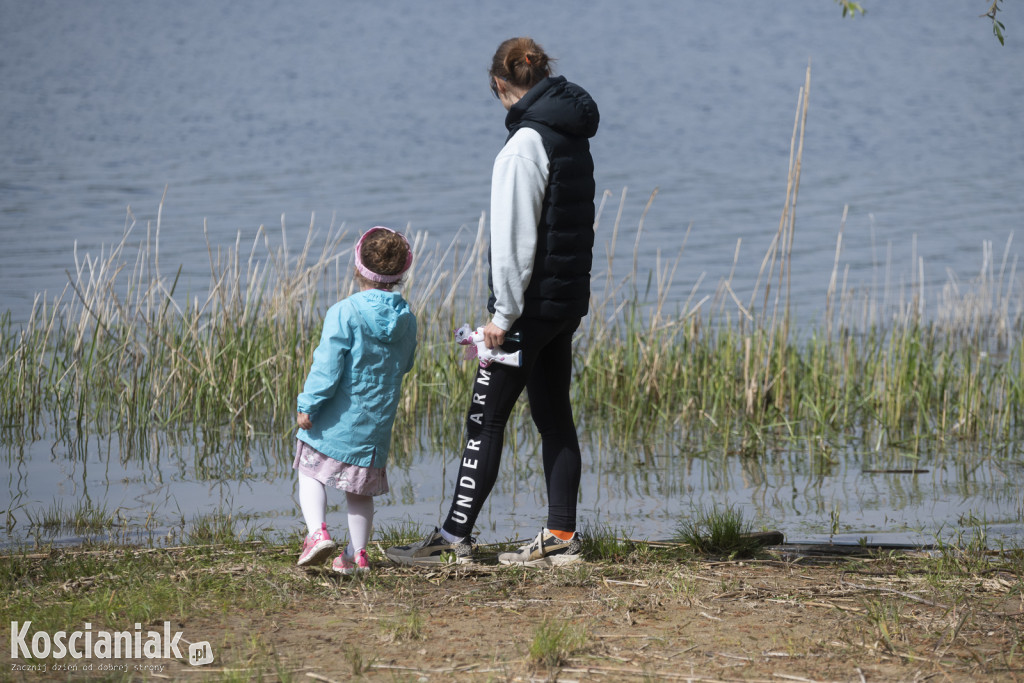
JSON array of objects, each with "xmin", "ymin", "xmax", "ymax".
[{"xmin": 840, "ymin": 578, "xmax": 949, "ymax": 609}]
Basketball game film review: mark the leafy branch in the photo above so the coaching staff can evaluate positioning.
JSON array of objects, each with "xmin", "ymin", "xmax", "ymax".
[
  {"xmin": 836, "ymin": 0, "xmax": 1006, "ymax": 44},
  {"xmin": 983, "ymin": 0, "xmax": 1005, "ymax": 45},
  {"xmin": 835, "ymin": 0, "xmax": 866, "ymax": 19}
]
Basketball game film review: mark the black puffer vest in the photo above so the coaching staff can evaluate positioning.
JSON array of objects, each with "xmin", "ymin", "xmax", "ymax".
[{"xmin": 488, "ymin": 75, "xmax": 600, "ymax": 321}]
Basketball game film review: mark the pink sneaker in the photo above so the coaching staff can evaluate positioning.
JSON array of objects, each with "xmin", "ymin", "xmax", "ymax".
[
  {"xmin": 332, "ymin": 548, "xmax": 371, "ymax": 575},
  {"xmin": 297, "ymin": 523, "xmax": 338, "ymax": 566}
]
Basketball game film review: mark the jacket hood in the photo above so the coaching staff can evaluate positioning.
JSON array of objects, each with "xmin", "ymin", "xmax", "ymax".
[
  {"xmin": 350, "ymin": 289, "xmax": 414, "ymax": 343},
  {"xmin": 506, "ymin": 75, "xmax": 600, "ymax": 140}
]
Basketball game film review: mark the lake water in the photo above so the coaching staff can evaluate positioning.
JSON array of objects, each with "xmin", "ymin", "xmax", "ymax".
[{"xmin": 2, "ymin": 1, "xmax": 1023, "ymax": 548}]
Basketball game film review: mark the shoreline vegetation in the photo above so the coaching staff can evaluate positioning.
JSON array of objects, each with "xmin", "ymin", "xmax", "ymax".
[
  {"xmin": 2, "ymin": 172, "xmax": 1024, "ymax": 548},
  {"xmin": 1, "ymin": 180, "xmax": 1021, "ymax": 549},
  {"xmin": 3, "ymin": 528, "xmax": 1022, "ymax": 681},
  {"xmin": 1, "ymin": 178, "xmax": 1021, "ymax": 467}
]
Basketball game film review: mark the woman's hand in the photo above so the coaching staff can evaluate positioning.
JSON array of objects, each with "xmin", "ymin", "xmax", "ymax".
[
  {"xmin": 296, "ymin": 412, "xmax": 313, "ymax": 430},
  {"xmin": 482, "ymin": 321, "xmax": 506, "ymax": 349}
]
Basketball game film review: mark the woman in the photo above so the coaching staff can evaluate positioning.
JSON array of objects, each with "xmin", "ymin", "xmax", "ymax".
[{"xmin": 387, "ymin": 36, "xmax": 599, "ymax": 567}]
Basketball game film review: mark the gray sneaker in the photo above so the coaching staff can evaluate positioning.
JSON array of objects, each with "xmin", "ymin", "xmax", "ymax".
[
  {"xmin": 498, "ymin": 529, "xmax": 582, "ymax": 567},
  {"xmin": 384, "ymin": 527, "xmax": 474, "ymax": 566}
]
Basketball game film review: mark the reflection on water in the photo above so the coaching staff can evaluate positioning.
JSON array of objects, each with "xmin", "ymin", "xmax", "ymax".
[{"xmin": 4, "ymin": 419, "xmax": 1022, "ymax": 549}]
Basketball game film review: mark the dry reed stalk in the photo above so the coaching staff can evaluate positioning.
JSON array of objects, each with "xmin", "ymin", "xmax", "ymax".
[
  {"xmin": 825, "ymin": 204, "xmax": 849, "ymax": 342},
  {"xmin": 630, "ymin": 187, "xmax": 659, "ymax": 302},
  {"xmin": 751, "ymin": 63, "xmax": 811, "ymax": 418}
]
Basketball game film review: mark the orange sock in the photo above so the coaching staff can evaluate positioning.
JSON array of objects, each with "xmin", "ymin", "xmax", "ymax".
[{"xmin": 548, "ymin": 528, "xmax": 574, "ymax": 541}]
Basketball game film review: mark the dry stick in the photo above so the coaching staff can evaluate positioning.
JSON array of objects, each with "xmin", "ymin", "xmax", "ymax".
[
  {"xmin": 562, "ymin": 666, "xmax": 773, "ymax": 682},
  {"xmin": 840, "ymin": 578, "xmax": 949, "ymax": 609},
  {"xmin": 305, "ymin": 673, "xmax": 342, "ymax": 683},
  {"xmin": 368, "ymin": 664, "xmax": 484, "ymax": 676}
]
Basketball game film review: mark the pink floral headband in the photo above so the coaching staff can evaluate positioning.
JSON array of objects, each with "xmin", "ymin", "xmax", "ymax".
[{"xmin": 355, "ymin": 226, "xmax": 413, "ymax": 284}]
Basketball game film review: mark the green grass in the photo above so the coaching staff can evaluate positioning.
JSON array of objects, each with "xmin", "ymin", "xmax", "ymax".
[
  {"xmin": 1, "ymin": 192, "xmax": 1022, "ymax": 466},
  {"xmin": 379, "ymin": 607, "xmax": 425, "ymax": 642},
  {"xmin": 580, "ymin": 522, "xmax": 638, "ymax": 561},
  {"xmin": 372, "ymin": 521, "xmax": 430, "ymax": 552},
  {"xmin": 4, "ymin": 521, "xmax": 1021, "ymax": 679},
  {"xmin": 528, "ymin": 617, "xmax": 588, "ymax": 668},
  {"xmin": 24, "ymin": 499, "xmax": 117, "ymax": 536},
  {"xmin": 674, "ymin": 503, "xmax": 763, "ymax": 559}
]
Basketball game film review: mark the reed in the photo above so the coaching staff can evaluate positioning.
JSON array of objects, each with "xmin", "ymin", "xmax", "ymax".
[
  {"xmin": 2, "ymin": 73, "xmax": 1023, "ymax": 472},
  {"xmin": 1, "ymin": 190, "xmax": 1022, "ymax": 468}
]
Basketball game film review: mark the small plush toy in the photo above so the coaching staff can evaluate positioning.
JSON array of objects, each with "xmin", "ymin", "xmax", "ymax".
[{"xmin": 454, "ymin": 324, "xmax": 522, "ymax": 368}]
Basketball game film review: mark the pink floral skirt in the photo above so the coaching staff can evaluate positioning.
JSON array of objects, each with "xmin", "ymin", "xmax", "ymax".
[{"xmin": 292, "ymin": 440, "xmax": 390, "ymax": 497}]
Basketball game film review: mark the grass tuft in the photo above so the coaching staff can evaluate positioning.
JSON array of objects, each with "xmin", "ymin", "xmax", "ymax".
[
  {"xmin": 24, "ymin": 499, "xmax": 116, "ymax": 536},
  {"xmin": 380, "ymin": 608, "xmax": 425, "ymax": 643},
  {"xmin": 580, "ymin": 522, "xmax": 635, "ymax": 561},
  {"xmin": 674, "ymin": 503, "xmax": 762, "ymax": 558},
  {"xmin": 528, "ymin": 617, "xmax": 588, "ymax": 668}
]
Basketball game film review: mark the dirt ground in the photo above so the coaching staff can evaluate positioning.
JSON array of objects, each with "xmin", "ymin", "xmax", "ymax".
[{"xmin": 159, "ymin": 547, "xmax": 1022, "ymax": 682}]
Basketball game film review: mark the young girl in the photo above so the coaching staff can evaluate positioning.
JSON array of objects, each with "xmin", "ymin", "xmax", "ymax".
[{"xmin": 294, "ymin": 226, "xmax": 417, "ymax": 573}]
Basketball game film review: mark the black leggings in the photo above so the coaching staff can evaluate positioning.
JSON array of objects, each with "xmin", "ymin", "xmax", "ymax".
[{"xmin": 441, "ymin": 316, "xmax": 582, "ymax": 538}]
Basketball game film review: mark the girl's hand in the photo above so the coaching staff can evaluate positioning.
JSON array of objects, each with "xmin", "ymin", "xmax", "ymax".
[
  {"xmin": 297, "ymin": 412, "xmax": 313, "ymax": 430},
  {"xmin": 482, "ymin": 321, "xmax": 506, "ymax": 349}
]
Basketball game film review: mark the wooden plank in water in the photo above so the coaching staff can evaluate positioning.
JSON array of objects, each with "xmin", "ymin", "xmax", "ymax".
[{"xmin": 641, "ymin": 530, "xmax": 785, "ymax": 548}]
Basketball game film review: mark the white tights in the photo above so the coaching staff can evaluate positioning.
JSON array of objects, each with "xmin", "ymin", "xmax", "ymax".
[{"xmin": 298, "ymin": 472, "xmax": 374, "ymax": 555}]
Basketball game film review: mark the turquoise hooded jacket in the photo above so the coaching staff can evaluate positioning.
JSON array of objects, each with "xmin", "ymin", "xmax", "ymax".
[{"xmin": 296, "ymin": 289, "xmax": 417, "ymax": 468}]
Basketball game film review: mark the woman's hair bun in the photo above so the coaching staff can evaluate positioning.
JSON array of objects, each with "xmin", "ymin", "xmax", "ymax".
[{"xmin": 492, "ymin": 37, "xmax": 554, "ymax": 90}]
